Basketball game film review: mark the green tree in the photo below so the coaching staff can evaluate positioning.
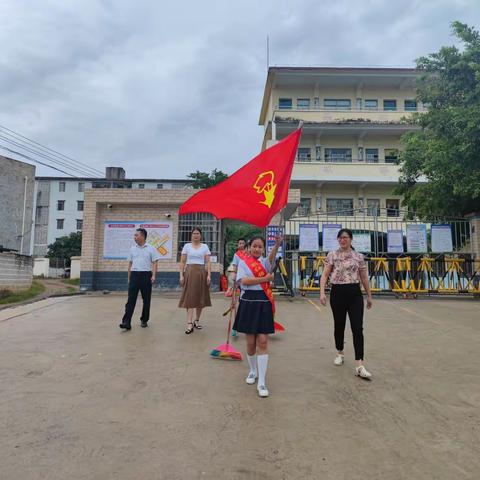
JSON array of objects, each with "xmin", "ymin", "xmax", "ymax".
[
  {"xmin": 47, "ymin": 232, "xmax": 82, "ymax": 263},
  {"xmin": 397, "ymin": 21, "xmax": 480, "ymax": 218},
  {"xmin": 224, "ymin": 224, "xmax": 262, "ymax": 267},
  {"xmin": 187, "ymin": 169, "xmax": 228, "ymax": 189}
]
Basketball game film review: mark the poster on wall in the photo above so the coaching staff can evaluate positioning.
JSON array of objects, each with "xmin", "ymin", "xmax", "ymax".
[
  {"xmin": 103, "ymin": 221, "xmax": 173, "ymax": 259},
  {"xmin": 322, "ymin": 224, "xmax": 341, "ymax": 252},
  {"xmin": 266, "ymin": 225, "xmax": 285, "ymax": 257},
  {"xmin": 351, "ymin": 232, "xmax": 371, "ymax": 253},
  {"xmin": 387, "ymin": 230, "xmax": 404, "ymax": 253},
  {"xmin": 431, "ymin": 224, "xmax": 453, "ymax": 253},
  {"xmin": 406, "ymin": 224, "xmax": 428, "ymax": 253},
  {"xmin": 299, "ymin": 224, "xmax": 319, "ymax": 252}
]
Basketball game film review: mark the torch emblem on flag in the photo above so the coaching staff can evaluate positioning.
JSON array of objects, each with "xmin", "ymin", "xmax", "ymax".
[{"xmin": 253, "ymin": 170, "xmax": 276, "ymax": 208}]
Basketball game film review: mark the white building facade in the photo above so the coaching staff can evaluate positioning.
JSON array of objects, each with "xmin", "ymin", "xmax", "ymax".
[{"xmin": 258, "ymin": 67, "xmax": 426, "ymax": 219}]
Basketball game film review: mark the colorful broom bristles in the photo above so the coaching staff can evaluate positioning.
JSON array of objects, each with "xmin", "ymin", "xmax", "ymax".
[{"xmin": 210, "ymin": 344, "xmax": 243, "ymax": 361}]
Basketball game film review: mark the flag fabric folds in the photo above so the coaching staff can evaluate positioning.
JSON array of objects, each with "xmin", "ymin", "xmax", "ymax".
[{"xmin": 179, "ymin": 127, "xmax": 302, "ymax": 227}]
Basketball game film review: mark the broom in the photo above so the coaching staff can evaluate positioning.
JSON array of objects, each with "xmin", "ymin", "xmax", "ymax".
[{"xmin": 210, "ymin": 289, "xmax": 243, "ymax": 361}]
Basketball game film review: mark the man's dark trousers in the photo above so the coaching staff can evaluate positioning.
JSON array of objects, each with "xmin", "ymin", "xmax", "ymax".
[{"xmin": 122, "ymin": 271, "xmax": 152, "ymax": 326}]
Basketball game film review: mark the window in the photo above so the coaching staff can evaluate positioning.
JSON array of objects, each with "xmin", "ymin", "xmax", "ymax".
[
  {"xmin": 324, "ymin": 148, "xmax": 352, "ymax": 163},
  {"xmin": 57, "ymin": 200, "xmax": 65, "ymax": 211},
  {"xmin": 383, "ymin": 99, "xmax": 397, "ymax": 111},
  {"xmin": 367, "ymin": 199, "xmax": 380, "ymax": 216},
  {"xmin": 278, "ymin": 98, "xmax": 292, "ymax": 109},
  {"xmin": 326, "ymin": 198, "xmax": 354, "ymax": 216},
  {"xmin": 138, "ymin": 184, "xmax": 145, "ymax": 189},
  {"xmin": 77, "ymin": 200, "xmax": 84, "ymax": 211},
  {"xmin": 385, "ymin": 149, "xmax": 399, "ymax": 164},
  {"xmin": 297, "ymin": 98, "xmax": 310, "ymax": 109},
  {"xmin": 365, "ymin": 148, "xmax": 379, "ymax": 163},
  {"xmin": 364, "ymin": 99, "xmax": 378, "ymax": 110},
  {"xmin": 324, "ymin": 99, "xmax": 351, "ymax": 110},
  {"xmin": 59, "ymin": 181, "xmax": 66, "ymax": 192},
  {"xmin": 298, "ymin": 198, "xmax": 311, "ymax": 216},
  {"xmin": 76, "ymin": 219, "xmax": 83, "ymax": 230},
  {"xmin": 157, "ymin": 183, "xmax": 163, "ymax": 189},
  {"xmin": 404, "ymin": 99, "xmax": 417, "ymax": 111},
  {"xmin": 315, "ymin": 146, "xmax": 322, "ymax": 161},
  {"xmin": 177, "ymin": 212, "xmax": 220, "ymax": 261},
  {"xmin": 297, "ymin": 147, "xmax": 311, "ymax": 162},
  {"xmin": 386, "ymin": 199, "xmax": 400, "ymax": 217},
  {"xmin": 78, "ymin": 182, "xmax": 85, "ymax": 192},
  {"xmin": 56, "ymin": 219, "xmax": 64, "ymax": 229}
]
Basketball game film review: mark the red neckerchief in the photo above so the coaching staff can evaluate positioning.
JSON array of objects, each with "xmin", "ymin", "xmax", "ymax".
[{"xmin": 237, "ymin": 251, "xmax": 275, "ymax": 314}]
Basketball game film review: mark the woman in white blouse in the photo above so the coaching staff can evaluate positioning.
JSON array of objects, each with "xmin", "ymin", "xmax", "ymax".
[{"xmin": 179, "ymin": 227, "xmax": 212, "ymax": 334}]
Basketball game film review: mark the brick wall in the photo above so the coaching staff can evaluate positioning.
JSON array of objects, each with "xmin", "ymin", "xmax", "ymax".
[{"xmin": 0, "ymin": 252, "xmax": 33, "ymax": 291}]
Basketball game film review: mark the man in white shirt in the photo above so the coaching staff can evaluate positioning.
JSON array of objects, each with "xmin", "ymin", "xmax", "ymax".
[{"xmin": 119, "ymin": 228, "xmax": 161, "ymax": 330}]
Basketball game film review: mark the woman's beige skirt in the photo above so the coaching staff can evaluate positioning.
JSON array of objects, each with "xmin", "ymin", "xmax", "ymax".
[{"xmin": 178, "ymin": 264, "xmax": 212, "ymax": 309}]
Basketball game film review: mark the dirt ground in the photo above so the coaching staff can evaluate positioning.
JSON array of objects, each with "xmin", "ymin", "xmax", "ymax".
[{"xmin": 0, "ymin": 293, "xmax": 479, "ymax": 480}]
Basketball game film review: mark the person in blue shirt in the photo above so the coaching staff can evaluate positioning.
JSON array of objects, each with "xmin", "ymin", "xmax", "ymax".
[{"xmin": 119, "ymin": 228, "xmax": 161, "ymax": 330}]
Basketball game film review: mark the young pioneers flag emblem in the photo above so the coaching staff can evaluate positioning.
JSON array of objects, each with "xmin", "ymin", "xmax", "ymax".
[{"xmin": 179, "ymin": 127, "xmax": 302, "ymax": 227}]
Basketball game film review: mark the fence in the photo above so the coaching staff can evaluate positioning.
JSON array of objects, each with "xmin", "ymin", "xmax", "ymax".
[
  {"xmin": 280, "ymin": 208, "xmax": 477, "ymax": 295},
  {"xmin": 294, "ymin": 255, "xmax": 480, "ymax": 296}
]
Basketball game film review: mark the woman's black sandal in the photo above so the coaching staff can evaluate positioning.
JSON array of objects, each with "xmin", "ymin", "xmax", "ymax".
[
  {"xmin": 193, "ymin": 319, "xmax": 203, "ymax": 330},
  {"xmin": 185, "ymin": 322, "xmax": 194, "ymax": 334}
]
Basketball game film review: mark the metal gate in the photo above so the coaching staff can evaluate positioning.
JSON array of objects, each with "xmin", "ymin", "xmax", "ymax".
[{"xmin": 282, "ymin": 208, "xmax": 474, "ymax": 292}]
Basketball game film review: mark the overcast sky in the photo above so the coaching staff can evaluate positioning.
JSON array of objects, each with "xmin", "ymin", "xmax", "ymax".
[{"xmin": 1, "ymin": 0, "xmax": 479, "ymax": 179}]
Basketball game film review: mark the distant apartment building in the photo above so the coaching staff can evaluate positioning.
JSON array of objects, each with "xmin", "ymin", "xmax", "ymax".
[
  {"xmin": 0, "ymin": 155, "xmax": 35, "ymax": 254},
  {"xmin": 34, "ymin": 167, "xmax": 193, "ymax": 256},
  {"xmin": 258, "ymin": 67, "xmax": 426, "ymax": 218}
]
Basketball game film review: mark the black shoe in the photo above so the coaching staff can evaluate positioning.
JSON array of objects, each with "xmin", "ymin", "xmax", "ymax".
[
  {"xmin": 141, "ymin": 321, "xmax": 148, "ymax": 328},
  {"xmin": 119, "ymin": 323, "xmax": 131, "ymax": 330}
]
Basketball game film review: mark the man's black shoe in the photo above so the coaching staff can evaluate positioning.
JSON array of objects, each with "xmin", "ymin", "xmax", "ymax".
[
  {"xmin": 119, "ymin": 323, "xmax": 131, "ymax": 330},
  {"xmin": 141, "ymin": 321, "xmax": 148, "ymax": 328}
]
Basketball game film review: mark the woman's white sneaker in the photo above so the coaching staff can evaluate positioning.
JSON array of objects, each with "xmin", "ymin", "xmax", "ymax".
[
  {"xmin": 356, "ymin": 365, "xmax": 372, "ymax": 379},
  {"xmin": 334, "ymin": 354, "xmax": 344, "ymax": 366},
  {"xmin": 245, "ymin": 372, "xmax": 257, "ymax": 385},
  {"xmin": 257, "ymin": 385, "xmax": 269, "ymax": 397}
]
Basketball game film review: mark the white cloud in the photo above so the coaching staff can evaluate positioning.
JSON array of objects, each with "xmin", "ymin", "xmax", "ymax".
[{"xmin": 0, "ymin": 0, "xmax": 479, "ymax": 178}]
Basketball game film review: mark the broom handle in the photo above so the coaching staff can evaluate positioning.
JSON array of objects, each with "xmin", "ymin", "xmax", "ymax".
[{"xmin": 225, "ymin": 288, "xmax": 237, "ymax": 347}]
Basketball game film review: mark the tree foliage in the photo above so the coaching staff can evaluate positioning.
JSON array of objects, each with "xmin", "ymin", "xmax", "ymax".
[
  {"xmin": 224, "ymin": 224, "xmax": 262, "ymax": 266},
  {"xmin": 397, "ymin": 21, "xmax": 480, "ymax": 217},
  {"xmin": 47, "ymin": 232, "xmax": 82, "ymax": 261},
  {"xmin": 187, "ymin": 169, "xmax": 228, "ymax": 189}
]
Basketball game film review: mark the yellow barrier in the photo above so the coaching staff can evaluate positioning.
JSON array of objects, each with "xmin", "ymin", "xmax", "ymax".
[
  {"xmin": 299, "ymin": 255, "xmax": 326, "ymax": 293},
  {"xmin": 392, "ymin": 257, "xmax": 415, "ymax": 293},
  {"xmin": 369, "ymin": 257, "xmax": 390, "ymax": 292}
]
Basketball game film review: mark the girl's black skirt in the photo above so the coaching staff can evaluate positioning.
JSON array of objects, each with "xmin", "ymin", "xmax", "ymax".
[{"xmin": 233, "ymin": 290, "xmax": 274, "ymax": 334}]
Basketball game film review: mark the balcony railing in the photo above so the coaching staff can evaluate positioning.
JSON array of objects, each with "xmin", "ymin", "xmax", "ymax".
[
  {"xmin": 273, "ymin": 107, "xmax": 425, "ymax": 125},
  {"xmin": 276, "ymin": 105, "xmax": 427, "ymax": 113},
  {"xmin": 296, "ymin": 157, "xmax": 400, "ymax": 165}
]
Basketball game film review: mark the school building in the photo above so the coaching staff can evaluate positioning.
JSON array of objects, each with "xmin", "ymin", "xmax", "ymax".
[{"xmin": 259, "ymin": 66, "xmax": 426, "ymax": 218}]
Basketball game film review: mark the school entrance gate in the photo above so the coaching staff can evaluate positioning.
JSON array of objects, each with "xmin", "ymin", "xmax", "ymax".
[{"xmin": 280, "ymin": 208, "xmax": 479, "ymax": 295}]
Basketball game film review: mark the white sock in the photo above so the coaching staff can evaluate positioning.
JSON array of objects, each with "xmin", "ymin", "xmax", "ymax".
[
  {"xmin": 257, "ymin": 354, "xmax": 269, "ymax": 388},
  {"xmin": 247, "ymin": 354, "xmax": 257, "ymax": 376}
]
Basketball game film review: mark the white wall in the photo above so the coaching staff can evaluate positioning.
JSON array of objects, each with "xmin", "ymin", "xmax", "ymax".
[{"xmin": 47, "ymin": 180, "xmax": 92, "ymax": 245}]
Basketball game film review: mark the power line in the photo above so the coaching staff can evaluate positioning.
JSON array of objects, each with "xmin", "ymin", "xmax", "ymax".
[
  {"xmin": 0, "ymin": 144, "xmax": 78, "ymax": 177},
  {"xmin": 0, "ymin": 124, "xmax": 103, "ymax": 177},
  {"xmin": 0, "ymin": 134, "xmax": 100, "ymax": 178}
]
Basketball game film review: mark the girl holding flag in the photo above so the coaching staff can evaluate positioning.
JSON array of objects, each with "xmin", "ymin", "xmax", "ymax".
[{"xmin": 233, "ymin": 234, "xmax": 282, "ymax": 398}]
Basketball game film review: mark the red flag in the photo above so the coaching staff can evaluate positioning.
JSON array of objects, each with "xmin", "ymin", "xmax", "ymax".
[{"xmin": 179, "ymin": 127, "xmax": 302, "ymax": 227}]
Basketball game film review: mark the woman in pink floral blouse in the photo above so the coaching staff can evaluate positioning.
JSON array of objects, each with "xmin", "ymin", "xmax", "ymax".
[{"xmin": 320, "ymin": 228, "xmax": 373, "ymax": 379}]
